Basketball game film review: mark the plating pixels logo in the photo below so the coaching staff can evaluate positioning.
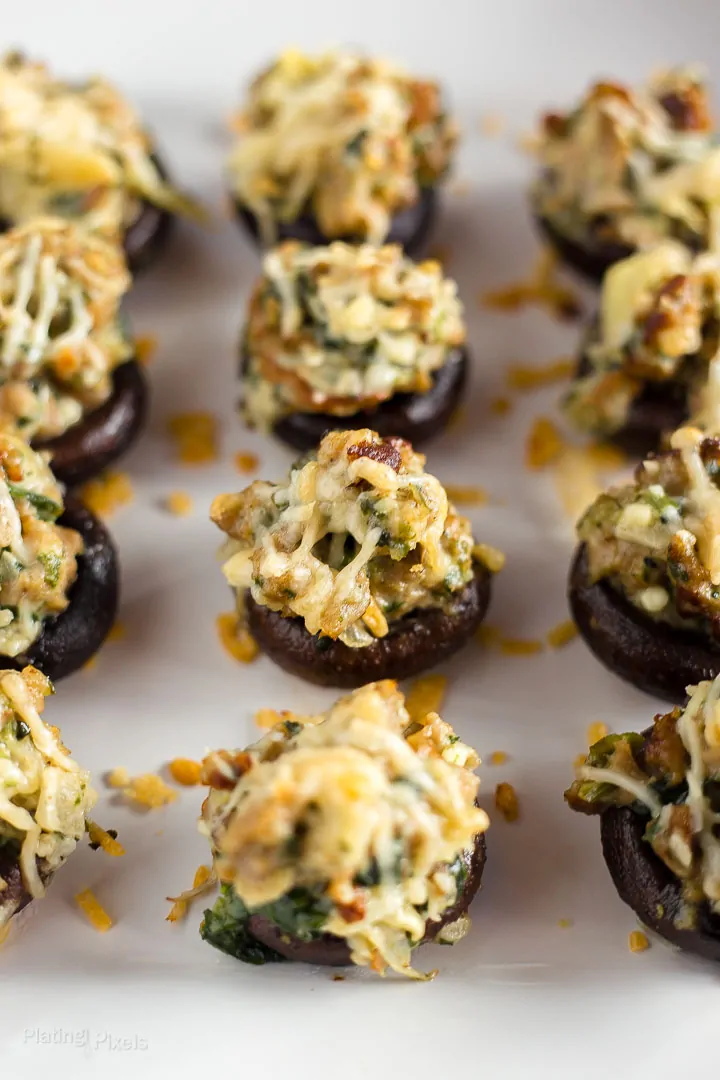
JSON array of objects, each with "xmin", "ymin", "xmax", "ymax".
[{"xmin": 23, "ymin": 1028, "xmax": 149, "ymax": 1052}]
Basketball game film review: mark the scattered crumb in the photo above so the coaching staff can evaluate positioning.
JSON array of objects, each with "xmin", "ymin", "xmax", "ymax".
[
  {"xmin": 216, "ymin": 612, "xmax": 259, "ymax": 664},
  {"xmin": 490, "ymin": 396, "xmax": 512, "ymax": 416},
  {"xmin": 500, "ymin": 638, "xmax": 544, "ymax": 656},
  {"xmin": 526, "ymin": 417, "xmax": 566, "ymax": 470},
  {"xmin": 489, "ymin": 751, "xmax": 509, "ymax": 766},
  {"xmin": 446, "ymin": 405, "xmax": 466, "ymax": 432},
  {"xmin": 86, "ymin": 821, "xmax": 125, "ymax": 857},
  {"xmin": 134, "ymin": 335, "xmax": 158, "ymax": 365},
  {"xmin": 165, "ymin": 490, "xmax": 194, "ymax": 516},
  {"xmin": 83, "ymin": 656, "xmax": 98, "ymax": 672},
  {"xmin": 80, "ymin": 471, "xmax": 133, "ymax": 517},
  {"xmin": 587, "ymin": 721, "xmax": 609, "ymax": 745},
  {"xmin": 166, "ymin": 865, "xmax": 214, "ymax": 923},
  {"xmin": 332, "ymin": 974, "xmax": 346, "ymax": 982},
  {"xmin": 628, "ymin": 930, "xmax": 650, "ymax": 953},
  {"xmin": 405, "ymin": 675, "xmax": 448, "ymax": 723},
  {"xmin": 167, "ymin": 412, "xmax": 218, "ymax": 465},
  {"xmin": 495, "ymin": 782, "xmax": 520, "ymax": 822},
  {"xmin": 546, "ymin": 620, "xmax": 578, "ymax": 649},
  {"xmin": 656, "ymin": 903, "xmax": 665, "ymax": 919},
  {"xmin": 107, "ymin": 621, "xmax": 126, "ymax": 643},
  {"xmin": 234, "ymin": 451, "xmax": 260, "ymax": 474},
  {"xmin": 168, "ymin": 758, "xmax": 203, "ymax": 786},
  {"xmin": 557, "ymin": 918, "xmax": 573, "ymax": 929},
  {"xmin": 106, "ymin": 766, "xmax": 130, "ymax": 789},
  {"xmin": 476, "ymin": 624, "xmax": 503, "ymax": 648},
  {"xmin": 573, "ymin": 753, "xmax": 586, "ymax": 769},
  {"xmin": 108, "ymin": 770, "xmax": 178, "ymax": 810},
  {"xmin": 507, "ymin": 358, "xmax": 575, "ymax": 390},
  {"xmin": 444, "ymin": 484, "xmax": 489, "ymax": 506},
  {"xmin": 472, "ymin": 542, "xmax": 506, "ymax": 573},
  {"xmin": 75, "ymin": 888, "xmax": 113, "ymax": 932},
  {"xmin": 481, "ymin": 250, "xmax": 581, "ymax": 321},
  {"xmin": 479, "ymin": 112, "xmax": 505, "ymax": 136},
  {"xmin": 553, "ymin": 447, "xmax": 603, "ymax": 522}
]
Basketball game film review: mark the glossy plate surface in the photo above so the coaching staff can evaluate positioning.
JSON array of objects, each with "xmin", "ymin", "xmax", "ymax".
[{"xmin": 2, "ymin": 3, "xmax": 719, "ymax": 1078}]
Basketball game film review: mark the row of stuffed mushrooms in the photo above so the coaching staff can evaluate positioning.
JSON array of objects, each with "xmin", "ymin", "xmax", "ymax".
[{"xmin": 6, "ymin": 48, "xmax": 720, "ymax": 978}]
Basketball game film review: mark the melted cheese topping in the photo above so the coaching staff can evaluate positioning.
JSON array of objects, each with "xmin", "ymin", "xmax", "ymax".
[
  {"xmin": 565, "ymin": 244, "xmax": 720, "ymax": 437},
  {"xmin": 0, "ymin": 218, "xmax": 131, "ymax": 439},
  {"xmin": 201, "ymin": 680, "xmax": 487, "ymax": 979},
  {"xmin": 243, "ymin": 241, "xmax": 466, "ymax": 428},
  {"xmin": 535, "ymin": 67, "xmax": 718, "ymax": 250},
  {"xmin": 572, "ymin": 677, "xmax": 720, "ymax": 916},
  {"xmin": 0, "ymin": 51, "xmax": 198, "ymax": 235},
  {"xmin": 211, "ymin": 429, "xmax": 476, "ymax": 648},
  {"xmin": 0, "ymin": 431, "xmax": 81, "ymax": 656},
  {"xmin": 228, "ymin": 49, "xmax": 457, "ymax": 243},
  {"xmin": 0, "ymin": 665, "xmax": 96, "ymax": 924}
]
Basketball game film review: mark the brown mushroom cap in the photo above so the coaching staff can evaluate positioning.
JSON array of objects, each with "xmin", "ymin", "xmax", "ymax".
[
  {"xmin": 242, "ymin": 346, "xmax": 468, "ymax": 453},
  {"xmin": 601, "ymin": 806, "xmax": 720, "ymax": 962},
  {"xmin": 0, "ymin": 843, "xmax": 52, "ymax": 926},
  {"xmin": 234, "ymin": 186, "xmax": 437, "ymax": 258},
  {"xmin": 534, "ymin": 211, "xmax": 634, "ymax": 283},
  {"xmin": 18, "ymin": 495, "xmax": 119, "ymax": 681},
  {"xmin": 247, "ymin": 831, "xmax": 487, "ymax": 966},
  {"xmin": 572, "ymin": 347, "xmax": 688, "ymax": 458},
  {"xmin": 122, "ymin": 152, "xmax": 174, "ymax": 273},
  {"xmin": 34, "ymin": 359, "xmax": 148, "ymax": 488},
  {"xmin": 568, "ymin": 543, "xmax": 720, "ymax": 703},
  {"xmin": 246, "ymin": 561, "xmax": 491, "ymax": 688}
]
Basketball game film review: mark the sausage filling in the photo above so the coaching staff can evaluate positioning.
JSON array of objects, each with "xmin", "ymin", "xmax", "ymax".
[
  {"xmin": 199, "ymin": 680, "xmax": 488, "ymax": 978},
  {"xmin": 0, "ymin": 218, "xmax": 133, "ymax": 440},
  {"xmin": 243, "ymin": 241, "xmax": 465, "ymax": 430},
  {"xmin": 228, "ymin": 49, "xmax": 456, "ymax": 244},
  {"xmin": 0, "ymin": 51, "xmax": 198, "ymax": 235},
  {"xmin": 566, "ymin": 674, "xmax": 720, "ymax": 927},
  {"xmin": 534, "ymin": 67, "xmax": 719, "ymax": 253},
  {"xmin": 0, "ymin": 664, "xmax": 96, "ymax": 926},
  {"xmin": 211, "ymin": 429, "xmax": 480, "ymax": 649},
  {"xmin": 578, "ymin": 426, "xmax": 720, "ymax": 641}
]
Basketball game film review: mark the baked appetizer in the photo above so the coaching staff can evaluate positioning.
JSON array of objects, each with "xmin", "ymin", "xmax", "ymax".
[
  {"xmin": 566, "ymin": 676, "xmax": 720, "ymax": 961},
  {"xmin": 533, "ymin": 67, "xmax": 717, "ymax": 281},
  {"xmin": 0, "ymin": 51, "xmax": 199, "ymax": 271},
  {"xmin": 242, "ymin": 241, "xmax": 467, "ymax": 450},
  {"xmin": 565, "ymin": 243, "xmax": 720, "ymax": 454},
  {"xmin": 569, "ymin": 425, "xmax": 720, "ymax": 701},
  {"xmin": 0, "ymin": 664, "xmax": 97, "ymax": 928},
  {"xmin": 0, "ymin": 217, "xmax": 147, "ymax": 486},
  {"xmin": 0, "ymin": 431, "xmax": 117, "ymax": 680},
  {"xmin": 211, "ymin": 429, "xmax": 496, "ymax": 687},
  {"xmin": 199, "ymin": 680, "xmax": 488, "ymax": 978},
  {"xmin": 228, "ymin": 49, "xmax": 456, "ymax": 253}
]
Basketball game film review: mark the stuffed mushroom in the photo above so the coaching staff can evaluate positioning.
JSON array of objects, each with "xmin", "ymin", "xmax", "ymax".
[
  {"xmin": 566, "ymin": 676, "xmax": 720, "ymax": 962},
  {"xmin": 199, "ymin": 679, "xmax": 488, "ymax": 979},
  {"xmin": 569, "ymin": 425, "xmax": 720, "ymax": 701},
  {"xmin": 0, "ymin": 430, "xmax": 117, "ymax": 680},
  {"xmin": 242, "ymin": 241, "xmax": 468, "ymax": 450},
  {"xmin": 564, "ymin": 243, "xmax": 720, "ymax": 454},
  {"xmin": 0, "ymin": 663, "xmax": 97, "ymax": 929},
  {"xmin": 0, "ymin": 217, "xmax": 147, "ymax": 486},
  {"xmin": 0, "ymin": 51, "xmax": 199, "ymax": 271},
  {"xmin": 227, "ymin": 49, "xmax": 457, "ymax": 254},
  {"xmin": 533, "ymin": 67, "xmax": 718, "ymax": 281},
  {"xmin": 211, "ymin": 429, "xmax": 497, "ymax": 687}
]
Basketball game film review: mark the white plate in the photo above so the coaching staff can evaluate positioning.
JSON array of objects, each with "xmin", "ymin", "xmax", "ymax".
[{"xmin": 2, "ymin": 3, "xmax": 719, "ymax": 1076}]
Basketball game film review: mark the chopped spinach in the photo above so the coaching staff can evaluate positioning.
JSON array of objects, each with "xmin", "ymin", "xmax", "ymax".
[
  {"xmin": 38, "ymin": 551, "xmax": 61, "ymax": 588},
  {"xmin": 14, "ymin": 719, "xmax": 30, "ymax": 740},
  {"xmin": 200, "ymin": 884, "xmax": 286, "ymax": 965},
  {"xmin": 261, "ymin": 887, "xmax": 331, "ymax": 941},
  {"xmin": 7, "ymin": 486, "xmax": 61, "ymax": 522}
]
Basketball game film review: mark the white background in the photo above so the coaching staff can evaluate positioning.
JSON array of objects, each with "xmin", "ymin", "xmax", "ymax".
[{"xmin": 1, "ymin": 2, "xmax": 719, "ymax": 1077}]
